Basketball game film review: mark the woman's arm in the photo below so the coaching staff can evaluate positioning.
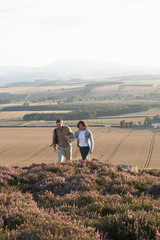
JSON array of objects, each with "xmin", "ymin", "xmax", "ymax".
[
  {"xmin": 65, "ymin": 131, "xmax": 77, "ymax": 142},
  {"xmin": 89, "ymin": 130, "xmax": 94, "ymax": 152}
]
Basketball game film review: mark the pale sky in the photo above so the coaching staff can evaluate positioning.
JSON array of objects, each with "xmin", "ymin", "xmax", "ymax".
[{"xmin": 0, "ymin": 0, "xmax": 160, "ymax": 68}]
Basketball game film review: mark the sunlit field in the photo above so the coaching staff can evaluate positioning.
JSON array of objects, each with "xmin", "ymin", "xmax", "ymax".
[{"xmin": 1, "ymin": 127, "xmax": 160, "ymax": 169}]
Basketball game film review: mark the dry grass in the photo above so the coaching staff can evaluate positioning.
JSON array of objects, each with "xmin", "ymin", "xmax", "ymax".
[{"xmin": 0, "ymin": 127, "xmax": 160, "ymax": 169}]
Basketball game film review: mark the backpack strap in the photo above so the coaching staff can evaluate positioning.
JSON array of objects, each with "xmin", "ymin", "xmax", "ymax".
[{"xmin": 54, "ymin": 128, "xmax": 58, "ymax": 144}]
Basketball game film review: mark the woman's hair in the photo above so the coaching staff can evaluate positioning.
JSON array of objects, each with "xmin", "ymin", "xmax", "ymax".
[{"xmin": 77, "ymin": 120, "xmax": 88, "ymax": 129}]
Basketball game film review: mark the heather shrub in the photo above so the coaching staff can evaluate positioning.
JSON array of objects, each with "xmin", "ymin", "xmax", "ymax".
[
  {"xmin": 101, "ymin": 193, "xmax": 160, "ymax": 217},
  {"xmin": 0, "ymin": 178, "xmax": 6, "ymax": 189},
  {"xmin": 100, "ymin": 210, "xmax": 160, "ymax": 240},
  {"xmin": 140, "ymin": 169, "xmax": 160, "ymax": 177},
  {"xmin": 122, "ymin": 193, "xmax": 160, "ymax": 212},
  {"xmin": 1, "ymin": 211, "xmax": 101, "ymax": 240},
  {"xmin": 155, "ymin": 231, "xmax": 160, "ymax": 240},
  {"xmin": 132, "ymin": 176, "xmax": 155, "ymax": 192},
  {"xmin": 74, "ymin": 190, "xmax": 104, "ymax": 208},
  {"xmin": 43, "ymin": 164, "xmax": 64, "ymax": 174},
  {"xmin": 10, "ymin": 211, "xmax": 100, "ymax": 240},
  {"xmin": 37, "ymin": 190, "xmax": 62, "ymax": 209},
  {"xmin": 1, "ymin": 160, "xmax": 160, "ymax": 239},
  {"xmin": 35, "ymin": 176, "xmax": 66, "ymax": 192},
  {"xmin": 8, "ymin": 167, "xmax": 56, "ymax": 190},
  {"xmin": 35, "ymin": 175, "xmax": 94, "ymax": 197},
  {"xmin": 0, "ymin": 191, "xmax": 37, "ymax": 230},
  {"xmin": 147, "ymin": 181, "xmax": 160, "ymax": 199},
  {"xmin": 0, "ymin": 191, "xmax": 100, "ymax": 240},
  {"xmin": 102, "ymin": 194, "xmax": 125, "ymax": 215}
]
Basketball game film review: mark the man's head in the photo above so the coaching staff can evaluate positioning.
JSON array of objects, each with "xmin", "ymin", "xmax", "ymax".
[{"xmin": 56, "ymin": 118, "xmax": 63, "ymax": 130}]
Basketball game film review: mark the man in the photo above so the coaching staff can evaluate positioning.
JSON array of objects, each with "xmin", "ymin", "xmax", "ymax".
[{"xmin": 52, "ymin": 119, "xmax": 73, "ymax": 162}]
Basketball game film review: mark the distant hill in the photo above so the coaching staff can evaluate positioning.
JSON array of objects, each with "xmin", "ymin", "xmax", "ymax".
[
  {"xmin": 1, "ymin": 60, "xmax": 160, "ymax": 86},
  {"xmin": 3, "ymin": 74, "xmax": 160, "ymax": 88},
  {"xmin": 3, "ymin": 79, "xmax": 81, "ymax": 88}
]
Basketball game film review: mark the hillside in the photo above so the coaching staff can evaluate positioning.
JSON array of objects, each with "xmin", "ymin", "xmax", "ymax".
[
  {"xmin": 0, "ymin": 161, "xmax": 160, "ymax": 239},
  {"xmin": 1, "ymin": 60, "xmax": 160, "ymax": 86}
]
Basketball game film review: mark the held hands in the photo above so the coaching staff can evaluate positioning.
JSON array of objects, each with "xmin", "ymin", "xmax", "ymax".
[
  {"xmin": 90, "ymin": 150, "xmax": 93, "ymax": 154},
  {"xmin": 65, "ymin": 136, "xmax": 69, "ymax": 140}
]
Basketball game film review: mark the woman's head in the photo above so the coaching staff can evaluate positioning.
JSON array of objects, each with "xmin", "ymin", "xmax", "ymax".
[{"xmin": 77, "ymin": 120, "xmax": 88, "ymax": 130}]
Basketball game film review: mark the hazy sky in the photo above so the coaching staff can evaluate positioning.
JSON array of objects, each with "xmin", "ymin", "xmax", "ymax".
[{"xmin": 0, "ymin": 0, "xmax": 160, "ymax": 67}]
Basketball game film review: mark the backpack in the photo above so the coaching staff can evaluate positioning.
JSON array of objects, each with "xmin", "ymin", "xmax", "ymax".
[{"xmin": 53, "ymin": 128, "xmax": 58, "ymax": 144}]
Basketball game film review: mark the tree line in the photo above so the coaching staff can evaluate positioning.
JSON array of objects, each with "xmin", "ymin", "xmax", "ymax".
[
  {"xmin": 144, "ymin": 115, "xmax": 160, "ymax": 125},
  {"xmin": 23, "ymin": 104, "xmax": 149, "ymax": 121},
  {"xmin": 120, "ymin": 120, "xmax": 134, "ymax": 128},
  {"xmin": 120, "ymin": 114, "xmax": 160, "ymax": 128},
  {"xmin": 0, "ymin": 98, "xmax": 11, "ymax": 104}
]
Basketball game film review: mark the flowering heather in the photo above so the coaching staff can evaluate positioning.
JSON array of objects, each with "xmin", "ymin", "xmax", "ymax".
[{"xmin": 0, "ymin": 161, "xmax": 160, "ymax": 239}]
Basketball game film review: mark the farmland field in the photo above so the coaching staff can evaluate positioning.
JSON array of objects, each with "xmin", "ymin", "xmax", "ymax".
[
  {"xmin": 1, "ymin": 76, "xmax": 160, "ymax": 169},
  {"xmin": 1, "ymin": 107, "xmax": 160, "ymax": 127},
  {"xmin": 0, "ymin": 84, "xmax": 85, "ymax": 94},
  {"xmin": 1, "ymin": 76, "xmax": 160, "ymax": 101},
  {"xmin": 0, "ymin": 127, "xmax": 160, "ymax": 169}
]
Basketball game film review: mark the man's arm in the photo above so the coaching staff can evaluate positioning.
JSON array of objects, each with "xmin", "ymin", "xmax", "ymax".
[{"xmin": 67, "ymin": 126, "xmax": 73, "ymax": 138}]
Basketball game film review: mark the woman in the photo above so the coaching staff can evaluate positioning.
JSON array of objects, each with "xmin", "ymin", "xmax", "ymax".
[{"xmin": 65, "ymin": 120, "xmax": 94, "ymax": 161}]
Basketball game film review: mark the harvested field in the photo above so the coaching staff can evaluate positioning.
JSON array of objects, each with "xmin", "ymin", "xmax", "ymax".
[
  {"xmin": 0, "ymin": 127, "xmax": 160, "ymax": 169},
  {"xmin": 90, "ymin": 85, "xmax": 119, "ymax": 97},
  {"xmin": 0, "ymin": 102, "xmax": 57, "ymax": 109},
  {"xmin": 0, "ymin": 84, "xmax": 85, "ymax": 94}
]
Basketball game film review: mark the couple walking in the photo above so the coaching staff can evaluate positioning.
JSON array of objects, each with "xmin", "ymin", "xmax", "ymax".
[{"xmin": 52, "ymin": 118, "xmax": 94, "ymax": 163}]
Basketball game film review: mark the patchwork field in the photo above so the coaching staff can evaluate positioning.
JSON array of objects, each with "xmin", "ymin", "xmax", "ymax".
[
  {"xmin": 0, "ymin": 127, "xmax": 160, "ymax": 169},
  {"xmin": 1, "ymin": 76, "xmax": 160, "ymax": 169},
  {"xmin": 1, "ymin": 76, "xmax": 160, "ymax": 101}
]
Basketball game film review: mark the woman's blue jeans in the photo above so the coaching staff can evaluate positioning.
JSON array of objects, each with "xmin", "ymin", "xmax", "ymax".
[{"xmin": 79, "ymin": 146, "xmax": 90, "ymax": 160}]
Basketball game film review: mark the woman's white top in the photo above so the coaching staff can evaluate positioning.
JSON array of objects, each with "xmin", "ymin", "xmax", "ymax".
[{"xmin": 78, "ymin": 130, "xmax": 89, "ymax": 147}]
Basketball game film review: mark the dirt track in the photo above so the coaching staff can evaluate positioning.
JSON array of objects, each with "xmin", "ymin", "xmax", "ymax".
[{"xmin": 0, "ymin": 127, "xmax": 160, "ymax": 168}]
